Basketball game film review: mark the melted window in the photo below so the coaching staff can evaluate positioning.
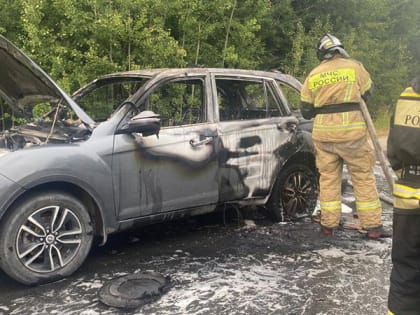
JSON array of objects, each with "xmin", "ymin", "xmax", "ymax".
[
  {"xmin": 75, "ymin": 79, "xmax": 146, "ymax": 122},
  {"xmin": 216, "ymin": 78, "xmax": 283, "ymax": 121},
  {"xmin": 147, "ymin": 79, "xmax": 205, "ymax": 127}
]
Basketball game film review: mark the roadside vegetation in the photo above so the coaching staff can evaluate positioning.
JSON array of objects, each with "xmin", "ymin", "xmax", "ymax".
[{"xmin": 0, "ymin": 0, "xmax": 419, "ymax": 126}]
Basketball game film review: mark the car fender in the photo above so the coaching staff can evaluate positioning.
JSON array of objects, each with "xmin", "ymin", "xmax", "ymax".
[
  {"xmin": 268, "ymin": 129, "xmax": 316, "ymax": 196},
  {"xmin": 0, "ymin": 143, "xmax": 117, "ymax": 236}
]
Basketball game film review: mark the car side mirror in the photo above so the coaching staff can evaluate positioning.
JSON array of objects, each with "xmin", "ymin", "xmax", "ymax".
[{"xmin": 117, "ymin": 110, "xmax": 161, "ymax": 137}]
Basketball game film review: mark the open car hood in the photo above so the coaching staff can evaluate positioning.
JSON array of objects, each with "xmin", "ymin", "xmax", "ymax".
[{"xmin": 0, "ymin": 35, "xmax": 95, "ymax": 127}]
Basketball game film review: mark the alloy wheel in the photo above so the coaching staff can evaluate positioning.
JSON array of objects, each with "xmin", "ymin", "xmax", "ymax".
[
  {"xmin": 16, "ymin": 205, "xmax": 83, "ymax": 273},
  {"xmin": 281, "ymin": 169, "xmax": 316, "ymax": 218}
]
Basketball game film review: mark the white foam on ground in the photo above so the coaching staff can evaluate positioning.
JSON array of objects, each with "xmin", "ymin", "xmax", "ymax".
[
  {"xmin": 341, "ymin": 203, "xmax": 353, "ymax": 213},
  {"xmin": 1, "ymin": 240, "xmax": 391, "ymax": 315}
]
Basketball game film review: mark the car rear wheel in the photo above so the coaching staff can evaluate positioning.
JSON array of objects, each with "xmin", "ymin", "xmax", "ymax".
[
  {"xmin": 0, "ymin": 191, "xmax": 93, "ymax": 285},
  {"xmin": 268, "ymin": 163, "xmax": 318, "ymax": 222}
]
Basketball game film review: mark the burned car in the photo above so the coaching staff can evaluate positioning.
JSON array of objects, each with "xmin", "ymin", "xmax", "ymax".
[{"xmin": 0, "ymin": 35, "xmax": 317, "ymax": 285}]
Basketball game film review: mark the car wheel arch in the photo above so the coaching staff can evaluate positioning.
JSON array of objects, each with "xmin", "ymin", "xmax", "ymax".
[
  {"xmin": 267, "ymin": 151, "xmax": 318, "ymax": 221},
  {"xmin": 1, "ymin": 181, "xmax": 112, "ymax": 245},
  {"xmin": 283, "ymin": 151, "xmax": 316, "ymax": 174},
  {"xmin": 269, "ymin": 151, "xmax": 317, "ymax": 192},
  {"xmin": 0, "ymin": 189, "xmax": 95, "ymax": 285}
]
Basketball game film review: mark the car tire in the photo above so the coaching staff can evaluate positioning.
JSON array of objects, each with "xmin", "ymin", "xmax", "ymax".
[
  {"xmin": 268, "ymin": 163, "xmax": 318, "ymax": 222},
  {"xmin": 0, "ymin": 191, "xmax": 93, "ymax": 285}
]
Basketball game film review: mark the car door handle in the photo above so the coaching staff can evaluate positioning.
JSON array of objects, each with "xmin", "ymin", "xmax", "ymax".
[
  {"xmin": 189, "ymin": 136, "xmax": 215, "ymax": 147},
  {"xmin": 277, "ymin": 121, "xmax": 297, "ymax": 132},
  {"xmin": 286, "ymin": 122, "xmax": 297, "ymax": 132}
]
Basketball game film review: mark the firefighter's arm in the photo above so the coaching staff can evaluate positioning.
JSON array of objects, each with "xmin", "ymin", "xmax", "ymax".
[
  {"xmin": 358, "ymin": 63, "xmax": 373, "ymax": 102},
  {"xmin": 300, "ymin": 77, "xmax": 315, "ymax": 119},
  {"xmin": 362, "ymin": 83, "xmax": 373, "ymax": 102},
  {"xmin": 387, "ymin": 143, "xmax": 402, "ymax": 173},
  {"xmin": 387, "ymin": 114, "xmax": 403, "ymax": 175}
]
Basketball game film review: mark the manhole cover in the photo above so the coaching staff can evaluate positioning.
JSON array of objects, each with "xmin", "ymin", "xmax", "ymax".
[{"xmin": 99, "ymin": 271, "xmax": 171, "ymax": 309}]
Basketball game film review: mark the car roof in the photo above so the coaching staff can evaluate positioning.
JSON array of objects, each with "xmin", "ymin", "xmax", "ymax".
[{"xmin": 92, "ymin": 68, "xmax": 302, "ymax": 90}]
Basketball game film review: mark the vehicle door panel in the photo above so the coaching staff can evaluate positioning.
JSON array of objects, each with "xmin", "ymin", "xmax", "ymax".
[
  {"xmin": 112, "ymin": 75, "xmax": 219, "ymax": 220},
  {"xmin": 214, "ymin": 77, "xmax": 297, "ymax": 202}
]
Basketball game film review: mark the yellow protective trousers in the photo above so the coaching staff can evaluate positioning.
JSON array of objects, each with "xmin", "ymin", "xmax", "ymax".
[{"xmin": 314, "ymin": 136, "xmax": 382, "ymax": 230}]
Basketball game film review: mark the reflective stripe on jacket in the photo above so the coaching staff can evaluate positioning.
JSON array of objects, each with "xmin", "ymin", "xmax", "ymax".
[{"xmin": 394, "ymin": 183, "xmax": 420, "ymax": 200}]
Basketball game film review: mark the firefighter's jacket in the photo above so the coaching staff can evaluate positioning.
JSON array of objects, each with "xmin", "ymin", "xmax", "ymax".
[
  {"xmin": 387, "ymin": 86, "xmax": 420, "ymax": 315},
  {"xmin": 387, "ymin": 86, "xmax": 420, "ymax": 198},
  {"xmin": 300, "ymin": 55, "xmax": 372, "ymax": 142}
]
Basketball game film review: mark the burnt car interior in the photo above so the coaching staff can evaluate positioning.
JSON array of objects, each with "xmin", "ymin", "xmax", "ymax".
[
  {"xmin": 144, "ymin": 78, "xmax": 205, "ymax": 127},
  {"xmin": 217, "ymin": 78, "xmax": 286, "ymax": 121},
  {"xmin": 0, "ymin": 44, "xmax": 94, "ymax": 151},
  {"xmin": 0, "ymin": 76, "xmax": 152, "ymax": 153},
  {"xmin": 75, "ymin": 79, "xmax": 147, "ymax": 122},
  {"xmin": 0, "ymin": 98, "xmax": 90, "ymax": 152}
]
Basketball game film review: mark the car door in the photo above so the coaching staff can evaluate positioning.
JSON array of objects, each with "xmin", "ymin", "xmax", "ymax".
[
  {"xmin": 212, "ymin": 74, "xmax": 298, "ymax": 202},
  {"xmin": 113, "ymin": 74, "xmax": 219, "ymax": 220}
]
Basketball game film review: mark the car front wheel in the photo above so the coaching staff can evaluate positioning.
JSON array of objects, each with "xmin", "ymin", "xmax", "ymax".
[
  {"xmin": 0, "ymin": 191, "xmax": 93, "ymax": 285},
  {"xmin": 268, "ymin": 163, "xmax": 318, "ymax": 222}
]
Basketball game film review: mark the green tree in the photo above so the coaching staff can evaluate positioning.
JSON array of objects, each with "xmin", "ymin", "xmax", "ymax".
[
  {"xmin": 18, "ymin": 0, "xmax": 186, "ymax": 92},
  {"xmin": 0, "ymin": 0, "xmax": 419, "ymax": 123}
]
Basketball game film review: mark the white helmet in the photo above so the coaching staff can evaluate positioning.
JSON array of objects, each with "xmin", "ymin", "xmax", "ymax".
[{"xmin": 316, "ymin": 34, "xmax": 349, "ymax": 60}]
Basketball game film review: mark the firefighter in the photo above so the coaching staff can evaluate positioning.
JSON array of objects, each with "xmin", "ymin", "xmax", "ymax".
[
  {"xmin": 387, "ymin": 75, "xmax": 420, "ymax": 315},
  {"xmin": 300, "ymin": 34, "xmax": 385, "ymax": 238}
]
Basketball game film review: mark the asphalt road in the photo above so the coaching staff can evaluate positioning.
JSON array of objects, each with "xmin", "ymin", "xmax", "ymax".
[{"xmin": 0, "ymin": 162, "xmax": 394, "ymax": 315}]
